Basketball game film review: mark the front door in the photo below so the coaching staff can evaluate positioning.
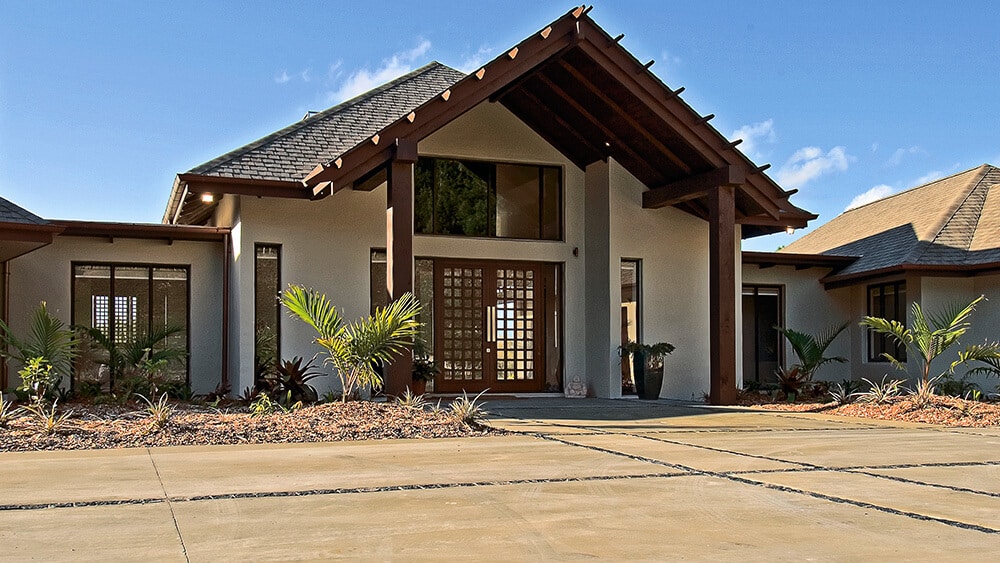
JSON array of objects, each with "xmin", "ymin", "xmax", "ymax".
[{"xmin": 434, "ymin": 260, "xmax": 552, "ymax": 393}]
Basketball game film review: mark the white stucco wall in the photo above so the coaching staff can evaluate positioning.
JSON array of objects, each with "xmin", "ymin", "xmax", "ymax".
[
  {"xmin": 741, "ymin": 264, "xmax": 853, "ymax": 383},
  {"xmin": 6, "ymin": 236, "xmax": 224, "ymax": 393}
]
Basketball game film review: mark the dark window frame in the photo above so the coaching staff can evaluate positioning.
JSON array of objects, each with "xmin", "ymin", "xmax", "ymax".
[
  {"xmin": 742, "ymin": 284, "xmax": 785, "ymax": 384},
  {"xmin": 415, "ymin": 156, "xmax": 564, "ymax": 241},
  {"xmin": 70, "ymin": 261, "xmax": 192, "ymax": 390},
  {"xmin": 620, "ymin": 258, "xmax": 642, "ymax": 345},
  {"xmin": 867, "ymin": 280, "xmax": 907, "ymax": 362},
  {"xmin": 254, "ymin": 243, "xmax": 282, "ymax": 368}
]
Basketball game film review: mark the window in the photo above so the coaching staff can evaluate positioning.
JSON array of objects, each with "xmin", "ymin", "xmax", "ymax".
[
  {"xmin": 255, "ymin": 244, "xmax": 281, "ymax": 374},
  {"xmin": 72, "ymin": 264, "xmax": 189, "ymax": 388},
  {"xmin": 742, "ymin": 285, "xmax": 784, "ymax": 383},
  {"xmin": 868, "ymin": 281, "xmax": 906, "ymax": 362},
  {"xmin": 620, "ymin": 259, "xmax": 641, "ymax": 394},
  {"xmin": 415, "ymin": 157, "xmax": 562, "ymax": 240}
]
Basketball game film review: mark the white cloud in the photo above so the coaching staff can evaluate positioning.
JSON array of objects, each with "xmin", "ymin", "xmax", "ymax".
[
  {"xmin": 274, "ymin": 70, "xmax": 291, "ymax": 84},
  {"xmin": 328, "ymin": 39, "xmax": 432, "ymax": 103},
  {"xmin": 846, "ymin": 184, "xmax": 894, "ymax": 211},
  {"xmin": 730, "ymin": 119, "xmax": 775, "ymax": 161},
  {"xmin": 660, "ymin": 50, "xmax": 682, "ymax": 65},
  {"xmin": 300, "ymin": 69, "xmax": 311, "ymax": 83},
  {"xmin": 913, "ymin": 170, "xmax": 944, "ymax": 186},
  {"xmin": 886, "ymin": 145, "xmax": 924, "ymax": 167},
  {"xmin": 871, "ymin": 142, "xmax": 879, "ymax": 153},
  {"xmin": 776, "ymin": 146, "xmax": 852, "ymax": 188},
  {"xmin": 458, "ymin": 46, "xmax": 494, "ymax": 73}
]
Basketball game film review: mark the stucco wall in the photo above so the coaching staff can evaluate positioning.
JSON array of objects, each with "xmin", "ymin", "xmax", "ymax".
[
  {"xmin": 741, "ymin": 264, "xmax": 853, "ymax": 383},
  {"xmin": 6, "ymin": 236, "xmax": 224, "ymax": 393}
]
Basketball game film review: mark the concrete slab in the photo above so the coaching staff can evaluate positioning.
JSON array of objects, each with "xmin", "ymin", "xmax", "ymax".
[
  {"xmin": 742, "ymin": 469, "xmax": 1000, "ymax": 531},
  {"xmin": 656, "ymin": 428, "xmax": 1000, "ymax": 468},
  {"xmin": 0, "ymin": 448, "xmax": 163, "ymax": 506},
  {"xmin": 0, "ymin": 502, "xmax": 184, "ymax": 562},
  {"xmin": 865, "ymin": 465, "xmax": 1000, "ymax": 496},
  {"xmin": 171, "ymin": 476, "xmax": 1000, "ymax": 560},
  {"xmin": 149, "ymin": 435, "xmax": 667, "ymax": 499},
  {"xmin": 557, "ymin": 433, "xmax": 802, "ymax": 472}
]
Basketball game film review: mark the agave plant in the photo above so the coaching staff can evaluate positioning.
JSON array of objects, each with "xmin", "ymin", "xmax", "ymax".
[
  {"xmin": 861, "ymin": 295, "xmax": 985, "ymax": 386},
  {"xmin": 281, "ymin": 285, "xmax": 421, "ymax": 401},
  {"xmin": 775, "ymin": 322, "xmax": 849, "ymax": 381}
]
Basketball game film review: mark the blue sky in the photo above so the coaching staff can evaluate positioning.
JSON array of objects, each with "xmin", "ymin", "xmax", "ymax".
[{"xmin": 1, "ymin": 1, "xmax": 997, "ymax": 250}]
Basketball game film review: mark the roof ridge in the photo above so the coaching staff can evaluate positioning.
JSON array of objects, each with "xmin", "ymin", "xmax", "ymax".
[
  {"xmin": 903, "ymin": 165, "xmax": 990, "ymax": 264},
  {"xmin": 840, "ymin": 164, "xmax": 989, "ymax": 214},
  {"xmin": 186, "ymin": 61, "xmax": 458, "ymax": 176}
]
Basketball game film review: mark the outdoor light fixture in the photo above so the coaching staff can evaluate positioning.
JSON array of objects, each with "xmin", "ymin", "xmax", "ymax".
[
  {"xmin": 200, "ymin": 193, "xmax": 215, "ymax": 203},
  {"xmin": 785, "ymin": 226, "xmax": 795, "ymax": 235}
]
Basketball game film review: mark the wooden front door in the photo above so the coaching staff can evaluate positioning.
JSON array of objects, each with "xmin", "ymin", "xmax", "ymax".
[{"xmin": 434, "ymin": 260, "xmax": 550, "ymax": 393}]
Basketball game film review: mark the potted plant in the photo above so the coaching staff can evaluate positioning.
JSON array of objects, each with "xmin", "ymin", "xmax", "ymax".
[
  {"xmin": 619, "ymin": 341, "xmax": 675, "ymax": 400},
  {"xmin": 411, "ymin": 354, "xmax": 438, "ymax": 395}
]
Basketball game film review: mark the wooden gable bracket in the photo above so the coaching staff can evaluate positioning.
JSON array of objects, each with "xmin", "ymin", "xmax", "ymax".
[{"xmin": 642, "ymin": 165, "xmax": 746, "ymax": 209}]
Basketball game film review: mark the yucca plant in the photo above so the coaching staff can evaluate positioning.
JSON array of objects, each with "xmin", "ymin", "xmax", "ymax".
[
  {"xmin": 908, "ymin": 376, "xmax": 940, "ymax": 409},
  {"xmin": 396, "ymin": 387, "xmax": 427, "ymax": 409},
  {"xmin": 861, "ymin": 295, "xmax": 985, "ymax": 386},
  {"xmin": 828, "ymin": 382, "xmax": 857, "ymax": 406},
  {"xmin": 22, "ymin": 399, "xmax": 72, "ymax": 435},
  {"xmin": 281, "ymin": 285, "xmax": 421, "ymax": 401},
  {"xmin": 859, "ymin": 375, "xmax": 904, "ymax": 404},
  {"xmin": 449, "ymin": 389, "xmax": 489, "ymax": 425},
  {"xmin": 136, "ymin": 393, "xmax": 173, "ymax": 430},
  {"xmin": 775, "ymin": 322, "xmax": 849, "ymax": 381},
  {"xmin": 0, "ymin": 394, "xmax": 18, "ymax": 427}
]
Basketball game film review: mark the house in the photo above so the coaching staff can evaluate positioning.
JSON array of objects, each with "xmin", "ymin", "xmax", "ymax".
[
  {"xmin": 2, "ymin": 7, "xmax": 816, "ymax": 404},
  {"xmin": 742, "ymin": 164, "xmax": 1000, "ymax": 389}
]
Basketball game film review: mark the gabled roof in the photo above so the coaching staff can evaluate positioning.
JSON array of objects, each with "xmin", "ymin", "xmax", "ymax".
[
  {"xmin": 782, "ymin": 164, "xmax": 1000, "ymax": 280},
  {"xmin": 0, "ymin": 196, "xmax": 48, "ymax": 226},
  {"xmin": 167, "ymin": 6, "xmax": 816, "ymax": 237}
]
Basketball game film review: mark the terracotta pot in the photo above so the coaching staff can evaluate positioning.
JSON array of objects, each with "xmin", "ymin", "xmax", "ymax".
[{"xmin": 411, "ymin": 378, "xmax": 427, "ymax": 396}]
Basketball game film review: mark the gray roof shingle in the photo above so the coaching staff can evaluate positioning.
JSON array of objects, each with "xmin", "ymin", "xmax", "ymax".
[
  {"xmin": 781, "ymin": 164, "xmax": 1000, "ymax": 275},
  {"xmin": 0, "ymin": 196, "xmax": 47, "ymax": 226},
  {"xmin": 187, "ymin": 62, "xmax": 465, "ymax": 182}
]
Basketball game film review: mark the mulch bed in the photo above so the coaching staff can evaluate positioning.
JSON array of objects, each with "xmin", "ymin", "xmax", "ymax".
[
  {"xmin": 741, "ymin": 393, "xmax": 1000, "ymax": 427},
  {"xmin": 0, "ymin": 401, "xmax": 500, "ymax": 452}
]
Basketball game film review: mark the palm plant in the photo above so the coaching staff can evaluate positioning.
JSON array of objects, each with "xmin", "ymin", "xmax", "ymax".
[
  {"xmin": 0, "ymin": 302, "xmax": 77, "ymax": 392},
  {"xmin": 954, "ymin": 342, "xmax": 1000, "ymax": 379},
  {"xmin": 77, "ymin": 323, "xmax": 186, "ymax": 397},
  {"xmin": 774, "ymin": 322, "xmax": 849, "ymax": 381},
  {"xmin": 860, "ymin": 295, "xmax": 984, "ymax": 386},
  {"xmin": 281, "ymin": 285, "xmax": 421, "ymax": 401}
]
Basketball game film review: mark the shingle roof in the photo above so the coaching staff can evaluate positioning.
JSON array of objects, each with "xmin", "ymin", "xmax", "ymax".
[
  {"xmin": 781, "ymin": 164, "xmax": 1000, "ymax": 275},
  {"xmin": 187, "ymin": 62, "xmax": 465, "ymax": 182},
  {"xmin": 0, "ymin": 196, "xmax": 48, "ymax": 226}
]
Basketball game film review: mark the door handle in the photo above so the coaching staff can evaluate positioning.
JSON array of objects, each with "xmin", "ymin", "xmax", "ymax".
[{"xmin": 487, "ymin": 305, "xmax": 496, "ymax": 343}]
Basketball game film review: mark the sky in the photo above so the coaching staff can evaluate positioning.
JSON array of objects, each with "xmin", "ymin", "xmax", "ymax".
[{"xmin": 1, "ymin": 1, "xmax": 998, "ymax": 251}]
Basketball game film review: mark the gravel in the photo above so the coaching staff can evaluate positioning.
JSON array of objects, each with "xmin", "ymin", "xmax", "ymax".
[
  {"xmin": 0, "ymin": 401, "xmax": 500, "ymax": 452},
  {"xmin": 743, "ymin": 394, "xmax": 1000, "ymax": 427}
]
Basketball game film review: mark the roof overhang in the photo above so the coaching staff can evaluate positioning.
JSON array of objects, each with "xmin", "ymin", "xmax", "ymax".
[
  {"xmin": 52, "ymin": 220, "xmax": 229, "ymax": 242},
  {"xmin": 743, "ymin": 251, "xmax": 858, "ymax": 271},
  {"xmin": 167, "ymin": 6, "xmax": 816, "ymax": 237},
  {"xmin": 821, "ymin": 261, "xmax": 1000, "ymax": 290},
  {"xmin": 0, "ymin": 222, "xmax": 64, "ymax": 262}
]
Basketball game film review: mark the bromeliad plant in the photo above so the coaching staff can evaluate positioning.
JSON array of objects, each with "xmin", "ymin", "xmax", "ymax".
[
  {"xmin": 774, "ymin": 322, "xmax": 849, "ymax": 382},
  {"xmin": 860, "ymin": 295, "xmax": 988, "ymax": 386},
  {"xmin": 281, "ymin": 285, "xmax": 422, "ymax": 401}
]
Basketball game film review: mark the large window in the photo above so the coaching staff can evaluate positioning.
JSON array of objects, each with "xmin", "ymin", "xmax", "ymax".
[
  {"xmin": 415, "ymin": 157, "xmax": 561, "ymax": 240},
  {"xmin": 255, "ymin": 244, "xmax": 281, "ymax": 375},
  {"xmin": 72, "ymin": 264, "xmax": 189, "ymax": 387},
  {"xmin": 742, "ymin": 285, "xmax": 783, "ymax": 383},
  {"xmin": 620, "ymin": 260, "xmax": 641, "ymax": 394},
  {"xmin": 868, "ymin": 281, "xmax": 906, "ymax": 362}
]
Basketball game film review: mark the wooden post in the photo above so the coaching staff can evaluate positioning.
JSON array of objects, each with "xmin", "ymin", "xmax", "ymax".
[
  {"xmin": 708, "ymin": 185, "xmax": 737, "ymax": 405},
  {"xmin": 384, "ymin": 139, "xmax": 416, "ymax": 397}
]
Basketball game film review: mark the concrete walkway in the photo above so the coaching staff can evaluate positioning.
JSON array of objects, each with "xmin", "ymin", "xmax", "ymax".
[{"xmin": 3, "ymin": 399, "xmax": 1000, "ymax": 560}]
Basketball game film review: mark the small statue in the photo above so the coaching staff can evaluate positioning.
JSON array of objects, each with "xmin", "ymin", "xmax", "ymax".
[{"xmin": 564, "ymin": 375, "xmax": 587, "ymax": 398}]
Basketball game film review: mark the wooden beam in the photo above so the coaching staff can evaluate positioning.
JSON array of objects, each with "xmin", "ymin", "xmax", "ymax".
[
  {"xmin": 504, "ymin": 88, "xmax": 603, "ymax": 168},
  {"xmin": 384, "ymin": 149, "xmax": 415, "ymax": 397},
  {"xmin": 177, "ymin": 174, "xmax": 309, "ymax": 199},
  {"xmin": 555, "ymin": 59, "xmax": 691, "ymax": 174},
  {"xmin": 708, "ymin": 185, "xmax": 737, "ymax": 406},
  {"xmin": 535, "ymin": 73, "xmax": 663, "ymax": 182},
  {"xmin": 642, "ymin": 165, "xmax": 745, "ymax": 209},
  {"xmin": 736, "ymin": 213, "xmax": 810, "ymax": 229}
]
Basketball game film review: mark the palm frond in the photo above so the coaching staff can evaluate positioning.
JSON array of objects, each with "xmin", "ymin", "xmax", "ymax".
[
  {"xmin": 349, "ymin": 292, "xmax": 422, "ymax": 366},
  {"xmin": 280, "ymin": 285, "xmax": 344, "ymax": 340},
  {"xmin": 953, "ymin": 342, "xmax": 1000, "ymax": 377}
]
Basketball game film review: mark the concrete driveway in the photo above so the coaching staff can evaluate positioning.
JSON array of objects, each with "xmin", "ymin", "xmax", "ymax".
[{"xmin": 3, "ymin": 399, "xmax": 1000, "ymax": 560}]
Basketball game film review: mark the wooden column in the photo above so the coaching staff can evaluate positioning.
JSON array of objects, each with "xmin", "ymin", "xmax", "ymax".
[
  {"xmin": 708, "ymin": 185, "xmax": 738, "ymax": 405},
  {"xmin": 384, "ymin": 139, "xmax": 417, "ymax": 397}
]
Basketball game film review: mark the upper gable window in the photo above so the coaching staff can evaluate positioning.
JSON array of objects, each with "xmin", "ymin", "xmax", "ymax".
[{"xmin": 415, "ymin": 157, "xmax": 561, "ymax": 241}]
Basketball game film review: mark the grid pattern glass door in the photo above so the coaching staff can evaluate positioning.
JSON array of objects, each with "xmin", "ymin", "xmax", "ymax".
[
  {"xmin": 493, "ymin": 267, "xmax": 536, "ymax": 381},
  {"xmin": 439, "ymin": 266, "xmax": 484, "ymax": 383}
]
